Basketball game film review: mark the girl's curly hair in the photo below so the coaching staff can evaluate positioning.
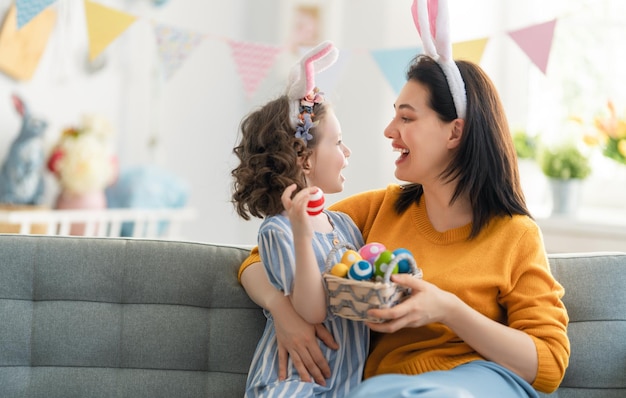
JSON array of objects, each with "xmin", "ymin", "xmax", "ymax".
[{"xmin": 231, "ymin": 95, "xmax": 327, "ymax": 220}]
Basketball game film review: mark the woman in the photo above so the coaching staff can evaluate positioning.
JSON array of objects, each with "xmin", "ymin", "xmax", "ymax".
[{"xmin": 239, "ymin": 51, "xmax": 570, "ymax": 397}]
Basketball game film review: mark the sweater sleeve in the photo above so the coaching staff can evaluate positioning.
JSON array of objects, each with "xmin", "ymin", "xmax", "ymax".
[
  {"xmin": 501, "ymin": 221, "xmax": 570, "ymax": 393},
  {"xmin": 238, "ymin": 246, "xmax": 261, "ymax": 283}
]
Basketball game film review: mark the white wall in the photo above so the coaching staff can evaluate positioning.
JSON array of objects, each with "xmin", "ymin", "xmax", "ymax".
[{"xmin": 0, "ymin": 0, "xmax": 603, "ymax": 246}]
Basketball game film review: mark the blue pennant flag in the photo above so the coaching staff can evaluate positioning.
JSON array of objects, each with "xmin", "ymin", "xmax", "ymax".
[
  {"xmin": 16, "ymin": 0, "xmax": 57, "ymax": 29},
  {"xmin": 371, "ymin": 47, "xmax": 422, "ymax": 94}
]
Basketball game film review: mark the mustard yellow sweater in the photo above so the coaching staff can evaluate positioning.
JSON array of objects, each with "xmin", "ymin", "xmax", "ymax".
[{"xmin": 239, "ymin": 184, "xmax": 570, "ymax": 393}]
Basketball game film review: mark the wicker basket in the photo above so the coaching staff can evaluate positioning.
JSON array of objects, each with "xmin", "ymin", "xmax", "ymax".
[{"xmin": 323, "ymin": 242, "xmax": 423, "ymax": 323}]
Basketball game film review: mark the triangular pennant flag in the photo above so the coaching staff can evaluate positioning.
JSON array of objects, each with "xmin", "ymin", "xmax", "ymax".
[
  {"xmin": 15, "ymin": 0, "xmax": 56, "ymax": 29},
  {"xmin": 297, "ymin": 46, "xmax": 351, "ymax": 96},
  {"xmin": 153, "ymin": 22, "xmax": 206, "ymax": 80},
  {"xmin": 0, "ymin": 4, "xmax": 56, "ymax": 80},
  {"xmin": 371, "ymin": 47, "xmax": 421, "ymax": 94},
  {"xmin": 228, "ymin": 40, "xmax": 283, "ymax": 99},
  {"xmin": 452, "ymin": 37, "xmax": 489, "ymax": 65},
  {"xmin": 508, "ymin": 19, "xmax": 557, "ymax": 74},
  {"xmin": 84, "ymin": 0, "xmax": 137, "ymax": 61}
]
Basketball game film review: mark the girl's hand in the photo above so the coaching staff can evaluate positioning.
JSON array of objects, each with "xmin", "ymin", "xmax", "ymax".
[
  {"xmin": 365, "ymin": 273, "xmax": 457, "ymax": 332},
  {"xmin": 281, "ymin": 184, "xmax": 317, "ymax": 239}
]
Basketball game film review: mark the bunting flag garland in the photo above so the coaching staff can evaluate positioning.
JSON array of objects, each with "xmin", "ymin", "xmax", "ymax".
[
  {"xmin": 452, "ymin": 37, "xmax": 489, "ymax": 65},
  {"xmin": 227, "ymin": 39, "xmax": 284, "ymax": 99},
  {"xmin": 371, "ymin": 47, "xmax": 422, "ymax": 94},
  {"xmin": 0, "ymin": 0, "xmax": 561, "ymax": 96},
  {"xmin": 508, "ymin": 19, "xmax": 557, "ymax": 74},
  {"xmin": 153, "ymin": 22, "xmax": 206, "ymax": 80},
  {"xmin": 15, "ymin": 0, "xmax": 57, "ymax": 29},
  {"xmin": 84, "ymin": 0, "xmax": 137, "ymax": 61}
]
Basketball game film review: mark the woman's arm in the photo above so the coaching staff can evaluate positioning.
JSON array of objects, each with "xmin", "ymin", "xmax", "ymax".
[
  {"xmin": 240, "ymin": 262, "xmax": 337, "ymax": 385},
  {"xmin": 367, "ymin": 275, "xmax": 538, "ymax": 383}
]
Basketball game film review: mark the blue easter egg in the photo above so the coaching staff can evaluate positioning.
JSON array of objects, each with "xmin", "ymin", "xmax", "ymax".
[
  {"xmin": 392, "ymin": 248, "xmax": 414, "ymax": 273},
  {"xmin": 348, "ymin": 260, "xmax": 373, "ymax": 280}
]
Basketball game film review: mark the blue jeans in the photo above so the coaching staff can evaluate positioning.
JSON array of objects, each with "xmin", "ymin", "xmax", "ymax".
[{"xmin": 345, "ymin": 361, "xmax": 539, "ymax": 398}]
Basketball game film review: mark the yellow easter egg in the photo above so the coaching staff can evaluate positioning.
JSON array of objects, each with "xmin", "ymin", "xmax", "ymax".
[
  {"xmin": 330, "ymin": 263, "xmax": 350, "ymax": 278},
  {"xmin": 340, "ymin": 250, "xmax": 362, "ymax": 267}
]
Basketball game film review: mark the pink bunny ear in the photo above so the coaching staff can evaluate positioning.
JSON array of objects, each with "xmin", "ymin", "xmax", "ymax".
[
  {"xmin": 412, "ymin": 0, "xmax": 438, "ymax": 57},
  {"xmin": 411, "ymin": 0, "xmax": 466, "ymax": 119},
  {"xmin": 287, "ymin": 40, "xmax": 338, "ymax": 100}
]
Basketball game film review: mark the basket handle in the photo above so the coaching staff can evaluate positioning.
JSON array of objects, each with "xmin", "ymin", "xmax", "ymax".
[
  {"xmin": 382, "ymin": 252, "xmax": 423, "ymax": 283},
  {"xmin": 325, "ymin": 243, "xmax": 423, "ymax": 283},
  {"xmin": 324, "ymin": 242, "xmax": 357, "ymax": 273}
]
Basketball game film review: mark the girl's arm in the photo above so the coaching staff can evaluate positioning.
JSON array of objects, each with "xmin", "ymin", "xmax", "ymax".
[{"xmin": 282, "ymin": 185, "xmax": 328, "ymax": 324}]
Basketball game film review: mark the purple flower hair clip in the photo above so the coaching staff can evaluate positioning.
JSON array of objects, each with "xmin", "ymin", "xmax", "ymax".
[{"xmin": 295, "ymin": 112, "xmax": 315, "ymax": 142}]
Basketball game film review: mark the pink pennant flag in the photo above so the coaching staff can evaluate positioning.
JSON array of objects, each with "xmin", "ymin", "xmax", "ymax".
[
  {"xmin": 228, "ymin": 40, "xmax": 284, "ymax": 99},
  {"xmin": 508, "ymin": 19, "xmax": 557, "ymax": 74},
  {"xmin": 154, "ymin": 22, "xmax": 206, "ymax": 80}
]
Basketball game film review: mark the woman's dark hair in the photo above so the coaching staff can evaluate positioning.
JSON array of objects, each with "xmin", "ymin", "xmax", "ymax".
[
  {"xmin": 231, "ymin": 95, "xmax": 327, "ymax": 220},
  {"xmin": 395, "ymin": 55, "xmax": 530, "ymax": 238}
]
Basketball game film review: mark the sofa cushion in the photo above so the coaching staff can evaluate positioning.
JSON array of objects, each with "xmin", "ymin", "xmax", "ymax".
[
  {"xmin": 538, "ymin": 252, "xmax": 626, "ymax": 398},
  {"xmin": 0, "ymin": 235, "xmax": 264, "ymax": 398}
]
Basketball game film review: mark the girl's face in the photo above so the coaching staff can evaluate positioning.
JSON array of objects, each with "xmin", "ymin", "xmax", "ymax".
[
  {"xmin": 306, "ymin": 108, "xmax": 351, "ymax": 194},
  {"xmin": 384, "ymin": 80, "xmax": 459, "ymax": 185}
]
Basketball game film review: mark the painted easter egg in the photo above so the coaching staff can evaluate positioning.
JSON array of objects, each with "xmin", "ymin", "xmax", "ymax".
[
  {"xmin": 374, "ymin": 250, "xmax": 398, "ymax": 278},
  {"xmin": 358, "ymin": 242, "xmax": 386, "ymax": 263},
  {"xmin": 330, "ymin": 263, "xmax": 350, "ymax": 277},
  {"xmin": 341, "ymin": 250, "xmax": 362, "ymax": 267},
  {"xmin": 348, "ymin": 260, "xmax": 374, "ymax": 280},
  {"xmin": 392, "ymin": 248, "xmax": 414, "ymax": 273},
  {"xmin": 306, "ymin": 188, "xmax": 325, "ymax": 216}
]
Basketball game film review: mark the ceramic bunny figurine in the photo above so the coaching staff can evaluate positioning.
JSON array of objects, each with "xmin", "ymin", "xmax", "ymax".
[{"xmin": 0, "ymin": 94, "xmax": 48, "ymax": 205}]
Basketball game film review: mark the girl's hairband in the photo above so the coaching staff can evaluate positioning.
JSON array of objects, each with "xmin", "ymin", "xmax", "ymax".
[
  {"xmin": 286, "ymin": 41, "xmax": 339, "ymax": 144},
  {"xmin": 412, "ymin": 0, "xmax": 467, "ymax": 120}
]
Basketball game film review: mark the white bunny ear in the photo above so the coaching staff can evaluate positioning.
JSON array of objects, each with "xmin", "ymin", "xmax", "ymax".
[
  {"xmin": 411, "ymin": 0, "xmax": 466, "ymax": 119},
  {"xmin": 287, "ymin": 40, "xmax": 338, "ymax": 100}
]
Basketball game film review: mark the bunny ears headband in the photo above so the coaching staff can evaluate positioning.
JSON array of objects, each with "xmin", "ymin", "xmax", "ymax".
[
  {"xmin": 286, "ymin": 41, "xmax": 339, "ymax": 144},
  {"xmin": 412, "ymin": 0, "xmax": 467, "ymax": 119}
]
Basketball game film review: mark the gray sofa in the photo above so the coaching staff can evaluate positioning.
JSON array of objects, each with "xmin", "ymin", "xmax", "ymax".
[{"xmin": 0, "ymin": 235, "xmax": 624, "ymax": 397}]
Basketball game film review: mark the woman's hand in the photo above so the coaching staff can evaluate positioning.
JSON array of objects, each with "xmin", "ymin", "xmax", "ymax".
[
  {"xmin": 271, "ymin": 297, "xmax": 338, "ymax": 385},
  {"xmin": 365, "ymin": 273, "xmax": 538, "ymax": 384},
  {"xmin": 365, "ymin": 273, "xmax": 454, "ymax": 332},
  {"xmin": 241, "ymin": 262, "xmax": 337, "ymax": 385}
]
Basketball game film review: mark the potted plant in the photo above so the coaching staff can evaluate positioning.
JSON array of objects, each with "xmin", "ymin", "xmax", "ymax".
[{"xmin": 538, "ymin": 144, "xmax": 591, "ymax": 216}]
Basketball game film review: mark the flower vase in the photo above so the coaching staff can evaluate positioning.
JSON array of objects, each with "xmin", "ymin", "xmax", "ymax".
[
  {"xmin": 55, "ymin": 190, "xmax": 107, "ymax": 235},
  {"xmin": 549, "ymin": 179, "xmax": 581, "ymax": 217}
]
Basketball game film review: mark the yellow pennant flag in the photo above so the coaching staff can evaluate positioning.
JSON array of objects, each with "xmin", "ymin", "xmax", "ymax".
[
  {"xmin": 452, "ymin": 38, "xmax": 489, "ymax": 65},
  {"xmin": 84, "ymin": 0, "xmax": 137, "ymax": 61},
  {"xmin": 0, "ymin": 4, "xmax": 56, "ymax": 81}
]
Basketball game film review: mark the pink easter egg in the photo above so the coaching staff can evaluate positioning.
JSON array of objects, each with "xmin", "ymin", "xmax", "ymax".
[
  {"xmin": 358, "ymin": 242, "xmax": 386, "ymax": 263},
  {"xmin": 306, "ymin": 188, "xmax": 325, "ymax": 216}
]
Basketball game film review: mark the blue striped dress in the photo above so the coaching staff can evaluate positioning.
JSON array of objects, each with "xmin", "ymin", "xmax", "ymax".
[{"xmin": 245, "ymin": 210, "xmax": 368, "ymax": 398}]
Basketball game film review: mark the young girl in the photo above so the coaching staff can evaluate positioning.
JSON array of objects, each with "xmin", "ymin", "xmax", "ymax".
[{"xmin": 231, "ymin": 41, "xmax": 367, "ymax": 397}]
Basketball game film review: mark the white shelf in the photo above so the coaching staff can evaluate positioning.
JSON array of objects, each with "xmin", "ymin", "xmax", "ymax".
[
  {"xmin": 533, "ymin": 206, "xmax": 626, "ymax": 253},
  {"xmin": 0, "ymin": 207, "xmax": 196, "ymax": 240}
]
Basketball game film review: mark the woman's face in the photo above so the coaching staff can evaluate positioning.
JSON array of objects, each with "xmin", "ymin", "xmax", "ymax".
[
  {"xmin": 384, "ymin": 80, "xmax": 457, "ymax": 185},
  {"xmin": 307, "ymin": 108, "xmax": 351, "ymax": 194}
]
